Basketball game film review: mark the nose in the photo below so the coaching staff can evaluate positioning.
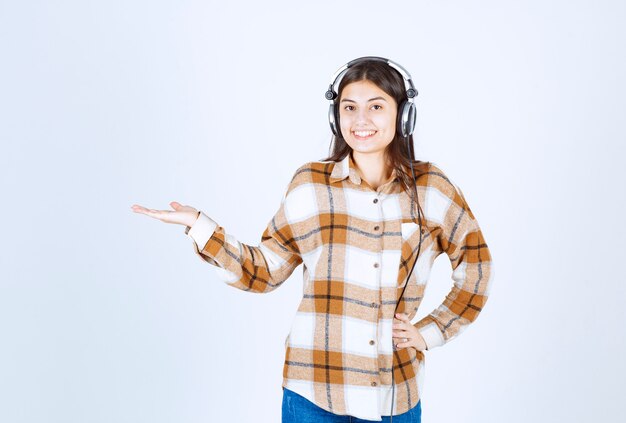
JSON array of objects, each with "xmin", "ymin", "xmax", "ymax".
[{"xmin": 355, "ymin": 107, "xmax": 370, "ymax": 124}]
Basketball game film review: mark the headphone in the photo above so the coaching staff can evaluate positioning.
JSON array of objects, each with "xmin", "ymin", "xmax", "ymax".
[
  {"xmin": 325, "ymin": 56, "xmax": 418, "ymax": 138},
  {"xmin": 324, "ymin": 56, "xmax": 425, "ymax": 422}
]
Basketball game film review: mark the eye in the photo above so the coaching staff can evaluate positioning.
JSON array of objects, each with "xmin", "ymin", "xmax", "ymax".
[
  {"xmin": 372, "ymin": 104, "xmax": 382, "ymax": 110},
  {"xmin": 344, "ymin": 105, "xmax": 355, "ymax": 111}
]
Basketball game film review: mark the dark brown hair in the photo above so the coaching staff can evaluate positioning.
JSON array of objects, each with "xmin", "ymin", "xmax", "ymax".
[{"xmin": 319, "ymin": 59, "xmax": 426, "ymax": 194}]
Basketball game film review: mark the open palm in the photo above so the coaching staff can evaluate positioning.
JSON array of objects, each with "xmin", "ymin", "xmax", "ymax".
[{"xmin": 130, "ymin": 201, "xmax": 200, "ymax": 227}]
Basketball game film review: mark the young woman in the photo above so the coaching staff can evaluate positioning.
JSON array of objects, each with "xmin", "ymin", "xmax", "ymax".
[{"xmin": 131, "ymin": 56, "xmax": 494, "ymax": 423}]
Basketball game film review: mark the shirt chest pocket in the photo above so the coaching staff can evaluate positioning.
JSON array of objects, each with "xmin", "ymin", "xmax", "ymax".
[{"xmin": 401, "ymin": 221, "xmax": 419, "ymax": 241}]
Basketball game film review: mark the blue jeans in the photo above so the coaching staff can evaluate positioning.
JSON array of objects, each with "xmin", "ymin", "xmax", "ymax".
[{"xmin": 282, "ymin": 387, "xmax": 421, "ymax": 423}]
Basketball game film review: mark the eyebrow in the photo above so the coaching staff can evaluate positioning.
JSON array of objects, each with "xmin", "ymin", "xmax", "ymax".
[{"xmin": 340, "ymin": 96, "xmax": 388, "ymax": 103}]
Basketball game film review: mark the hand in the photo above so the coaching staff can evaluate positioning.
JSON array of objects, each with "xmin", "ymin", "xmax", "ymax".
[
  {"xmin": 131, "ymin": 201, "xmax": 200, "ymax": 227},
  {"xmin": 392, "ymin": 312, "xmax": 428, "ymax": 352}
]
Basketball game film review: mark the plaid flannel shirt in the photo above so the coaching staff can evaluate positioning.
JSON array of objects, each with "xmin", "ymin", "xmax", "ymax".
[{"xmin": 184, "ymin": 153, "xmax": 494, "ymax": 420}]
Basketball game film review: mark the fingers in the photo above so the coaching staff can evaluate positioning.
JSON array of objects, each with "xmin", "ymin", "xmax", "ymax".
[
  {"xmin": 130, "ymin": 204, "xmax": 169, "ymax": 220},
  {"xmin": 131, "ymin": 202, "xmax": 198, "ymax": 227},
  {"xmin": 394, "ymin": 335, "xmax": 410, "ymax": 348},
  {"xmin": 393, "ymin": 336, "xmax": 408, "ymax": 348},
  {"xmin": 392, "ymin": 312, "xmax": 409, "ymax": 329},
  {"xmin": 131, "ymin": 204, "xmax": 152, "ymax": 215},
  {"xmin": 392, "ymin": 330, "xmax": 409, "ymax": 347},
  {"xmin": 169, "ymin": 201, "xmax": 196, "ymax": 213},
  {"xmin": 392, "ymin": 312, "xmax": 422, "ymax": 350},
  {"xmin": 392, "ymin": 314, "xmax": 409, "ymax": 339},
  {"xmin": 130, "ymin": 204, "xmax": 150, "ymax": 214},
  {"xmin": 132, "ymin": 202, "xmax": 181, "ymax": 212}
]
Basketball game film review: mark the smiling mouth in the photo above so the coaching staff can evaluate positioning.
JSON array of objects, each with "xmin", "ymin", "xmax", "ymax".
[{"xmin": 352, "ymin": 130, "xmax": 377, "ymax": 140}]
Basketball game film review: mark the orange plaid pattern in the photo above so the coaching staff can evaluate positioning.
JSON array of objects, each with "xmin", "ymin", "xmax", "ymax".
[{"xmin": 185, "ymin": 153, "xmax": 494, "ymax": 420}]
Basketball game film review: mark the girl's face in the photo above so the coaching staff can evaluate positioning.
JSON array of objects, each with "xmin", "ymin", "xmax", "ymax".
[{"xmin": 339, "ymin": 79, "xmax": 398, "ymax": 157}]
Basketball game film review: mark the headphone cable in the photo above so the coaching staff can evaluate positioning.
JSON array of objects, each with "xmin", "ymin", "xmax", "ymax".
[{"xmin": 390, "ymin": 134, "xmax": 424, "ymax": 422}]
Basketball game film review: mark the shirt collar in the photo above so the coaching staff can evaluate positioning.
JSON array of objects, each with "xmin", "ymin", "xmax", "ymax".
[{"xmin": 329, "ymin": 153, "xmax": 398, "ymax": 186}]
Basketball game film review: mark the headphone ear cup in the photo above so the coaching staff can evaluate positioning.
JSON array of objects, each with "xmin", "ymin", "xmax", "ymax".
[
  {"xmin": 333, "ymin": 103, "xmax": 341, "ymax": 136},
  {"xmin": 397, "ymin": 100, "xmax": 408, "ymax": 137},
  {"xmin": 328, "ymin": 103, "xmax": 338, "ymax": 136},
  {"xmin": 406, "ymin": 101, "xmax": 416, "ymax": 136},
  {"xmin": 398, "ymin": 100, "xmax": 417, "ymax": 137}
]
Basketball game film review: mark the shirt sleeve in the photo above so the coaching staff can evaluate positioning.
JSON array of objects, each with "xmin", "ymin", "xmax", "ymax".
[
  {"xmin": 413, "ymin": 163, "xmax": 494, "ymax": 350},
  {"xmin": 183, "ymin": 168, "xmax": 304, "ymax": 294}
]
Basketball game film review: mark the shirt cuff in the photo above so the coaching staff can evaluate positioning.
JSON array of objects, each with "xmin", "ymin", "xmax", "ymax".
[
  {"xmin": 184, "ymin": 211, "xmax": 218, "ymax": 251},
  {"xmin": 417, "ymin": 322, "xmax": 446, "ymax": 350}
]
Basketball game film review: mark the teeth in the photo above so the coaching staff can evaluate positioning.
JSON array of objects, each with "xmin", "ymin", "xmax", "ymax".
[{"xmin": 354, "ymin": 131, "xmax": 376, "ymax": 137}]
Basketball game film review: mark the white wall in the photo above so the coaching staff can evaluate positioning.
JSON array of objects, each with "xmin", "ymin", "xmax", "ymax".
[{"xmin": 1, "ymin": 0, "xmax": 623, "ymax": 422}]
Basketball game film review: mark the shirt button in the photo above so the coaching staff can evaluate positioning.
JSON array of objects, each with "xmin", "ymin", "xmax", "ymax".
[
  {"xmin": 369, "ymin": 340, "xmax": 375, "ymax": 345},
  {"xmin": 371, "ymin": 302, "xmax": 376, "ymax": 307},
  {"xmin": 373, "ymin": 198, "xmax": 378, "ymax": 204},
  {"xmin": 373, "ymin": 262, "xmax": 379, "ymax": 268},
  {"xmin": 374, "ymin": 225, "xmax": 380, "ymax": 231},
  {"xmin": 371, "ymin": 381, "xmax": 377, "ymax": 387}
]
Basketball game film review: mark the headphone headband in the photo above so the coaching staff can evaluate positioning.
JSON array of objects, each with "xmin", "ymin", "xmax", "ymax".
[{"xmin": 325, "ymin": 56, "xmax": 418, "ymax": 101}]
